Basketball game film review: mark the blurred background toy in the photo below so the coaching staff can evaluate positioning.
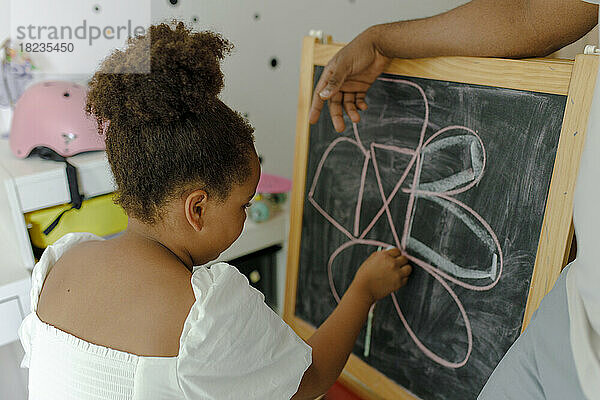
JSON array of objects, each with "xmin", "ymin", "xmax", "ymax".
[
  {"xmin": 248, "ymin": 173, "xmax": 292, "ymax": 223},
  {"xmin": 0, "ymin": 39, "xmax": 35, "ymax": 136}
]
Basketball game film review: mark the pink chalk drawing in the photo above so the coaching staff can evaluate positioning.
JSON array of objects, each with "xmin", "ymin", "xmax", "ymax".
[{"xmin": 308, "ymin": 77, "xmax": 503, "ymax": 369}]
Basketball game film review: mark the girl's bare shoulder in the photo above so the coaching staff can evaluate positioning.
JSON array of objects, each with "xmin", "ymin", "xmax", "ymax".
[{"xmin": 37, "ymin": 239, "xmax": 196, "ymax": 357}]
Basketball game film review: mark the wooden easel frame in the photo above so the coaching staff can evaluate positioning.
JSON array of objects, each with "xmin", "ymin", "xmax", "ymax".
[{"xmin": 284, "ymin": 36, "xmax": 598, "ymax": 400}]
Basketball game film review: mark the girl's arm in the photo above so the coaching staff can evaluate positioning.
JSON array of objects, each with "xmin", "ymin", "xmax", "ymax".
[{"xmin": 291, "ymin": 248, "xmax": 412, "ymax": 400}]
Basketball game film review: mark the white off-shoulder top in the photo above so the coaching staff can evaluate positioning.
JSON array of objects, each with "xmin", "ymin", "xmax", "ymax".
[{"xmin": 18, "ymin": 232, "xmax": 312, "ymax": 400}]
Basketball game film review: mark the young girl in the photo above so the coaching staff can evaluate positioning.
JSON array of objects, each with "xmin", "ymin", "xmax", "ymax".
[{"xmin": 18, "ymin": 22, "xmax": 412, "ymax": 399}]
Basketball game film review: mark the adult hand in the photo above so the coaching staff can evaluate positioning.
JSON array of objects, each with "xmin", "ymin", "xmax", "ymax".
[{"xmin": 309, "ymin": 26, "xmax": 391, "ymax": 133}]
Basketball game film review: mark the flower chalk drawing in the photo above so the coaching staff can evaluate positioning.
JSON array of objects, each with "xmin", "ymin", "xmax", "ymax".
[{"xmin": 308, "ymin": 77, "xmax": 503, "ymax": 369}]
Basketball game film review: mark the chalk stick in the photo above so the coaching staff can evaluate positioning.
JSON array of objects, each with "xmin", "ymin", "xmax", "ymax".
[{"xmin": 364, "ymin": 303, "xmax": 375, "ymax": 358}]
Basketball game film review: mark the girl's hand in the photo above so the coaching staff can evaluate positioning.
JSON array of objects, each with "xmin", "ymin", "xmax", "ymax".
[{"xmin": 351, "ymin": 247, "xmax": 412, "ymax": 304}]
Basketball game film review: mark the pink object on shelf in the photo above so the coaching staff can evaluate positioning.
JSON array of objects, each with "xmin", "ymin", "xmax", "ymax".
[
  {"xmin": 256, "ymin": 173, "xmax": 292, "ymax": 194},
  {"xmin": 10, "ymin": 81, "xmax": 105, "ymax": 158}
]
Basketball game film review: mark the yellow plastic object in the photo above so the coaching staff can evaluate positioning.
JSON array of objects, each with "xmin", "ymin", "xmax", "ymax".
[{"xmin": 25, "ymin": 193, "xmax": 128, "ymax": 249}]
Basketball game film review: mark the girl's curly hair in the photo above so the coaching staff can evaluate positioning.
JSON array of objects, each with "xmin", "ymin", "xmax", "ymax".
[{"xmin": 86, "ymin": 21, "xmax": 255, "ymax": 224}]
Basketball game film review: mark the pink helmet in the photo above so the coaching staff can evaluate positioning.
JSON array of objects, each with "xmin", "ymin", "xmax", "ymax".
[{"xmin": 10, "ymin": 81, "xmax": 104, "ymax": 158}]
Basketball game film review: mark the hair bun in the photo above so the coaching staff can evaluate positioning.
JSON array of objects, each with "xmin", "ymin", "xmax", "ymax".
[{"xmin": 86, "ymin": 21, "xmax": 232, "ymax": 127}]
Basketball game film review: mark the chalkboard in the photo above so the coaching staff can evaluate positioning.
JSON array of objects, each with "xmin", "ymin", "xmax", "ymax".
[
  {"xmin": 296, "ymin": 66, "xmax": 565, "ymax": 400},
  {"xmin": 285, "ymin": 39, "xmax": 596, "ymax": 400}
]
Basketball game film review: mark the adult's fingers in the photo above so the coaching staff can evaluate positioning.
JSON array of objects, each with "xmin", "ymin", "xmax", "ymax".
[
  {"xmin": 343, "ymin": 92, "xmax": 361, "ymax": 123},
  {"xmin": 328, "ymin": 91, "xmax": 346, "ymax": 132},
  {"xmin": 309, "ymin": 59, "xmax": 347, "ymax": 123},
  {"xmin": 356, "ymin": 93, "xmax": 368, "ymax": 111},
  {"xmin": 309, "ymin": 89, "xmax": 326, "ymax": 125},
  {"xmin": 309, "ymin": 66, "xmax": 333, "ymax": 125},
  {"xmin": 319, "ymin": 60, "xmax": 348, "ymax": 100}
]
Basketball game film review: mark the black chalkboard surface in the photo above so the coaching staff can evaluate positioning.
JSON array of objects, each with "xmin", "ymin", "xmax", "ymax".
[{"xmin": 294, "ymin": 66, "xmax": 567, "ymax": 399}]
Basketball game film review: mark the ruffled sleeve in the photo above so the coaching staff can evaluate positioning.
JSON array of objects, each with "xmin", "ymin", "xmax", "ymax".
[
  {"xmin": 176, "ymin": 262, "xmax": 312, "ymax": 400},
  {"xmin": 18, "ymin": 313, "xmax": 35, "ymax": 368}
]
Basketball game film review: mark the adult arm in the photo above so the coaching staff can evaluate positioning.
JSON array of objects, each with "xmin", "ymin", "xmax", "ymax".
[{"xmin": 310, "ymin": 0, "xmax": 598, "ymax": 132}]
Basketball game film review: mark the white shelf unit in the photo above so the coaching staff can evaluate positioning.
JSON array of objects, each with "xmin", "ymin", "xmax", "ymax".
[{"xmin": 0, "ymin": 139, "xmax": 116, "ymax": 272}]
